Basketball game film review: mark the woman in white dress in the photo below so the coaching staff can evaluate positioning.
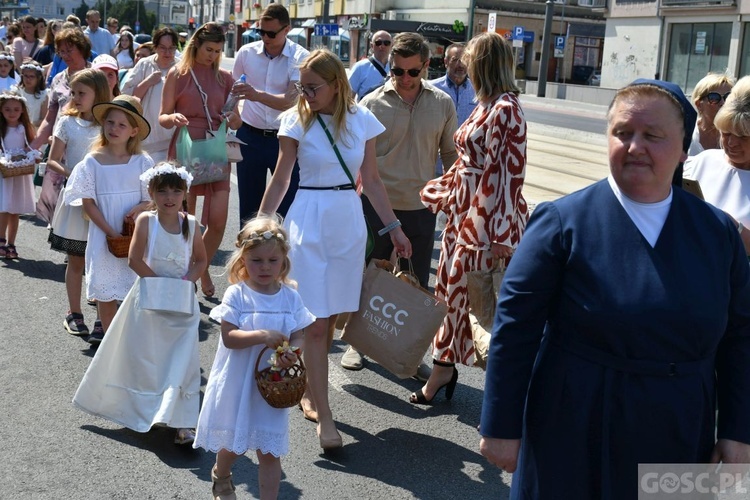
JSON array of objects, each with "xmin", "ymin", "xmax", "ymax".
[
  {"xmin": 259, "ymin": 49, "xmax": 411, "ymax": 450},
  {"xmin": 74, "ymin": 164, "xmax": 207, "ymax": 444}
]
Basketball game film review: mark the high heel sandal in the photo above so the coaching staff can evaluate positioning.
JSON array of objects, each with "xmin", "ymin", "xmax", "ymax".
[{"xmin": 409, "ymin": 360, "xmax": 459, "ymax": 405}]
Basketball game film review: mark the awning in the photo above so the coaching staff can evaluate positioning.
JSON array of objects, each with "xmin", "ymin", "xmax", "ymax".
[{"xmin": 288, "ymin": 27, "xmax": 307, "ymax": 44}]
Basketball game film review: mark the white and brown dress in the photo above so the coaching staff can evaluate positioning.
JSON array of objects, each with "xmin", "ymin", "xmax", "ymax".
[{"xmin": 420, "ymin": 92, "xmax": 528, "ymax": 365}]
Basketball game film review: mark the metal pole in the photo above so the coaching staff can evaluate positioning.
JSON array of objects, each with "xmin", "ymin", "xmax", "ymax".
[
  {"xmin": 537, "ymin": 0, "xmax": 554, "ymax": 98},
  {"xmin": 466, "ymin": 0, "xmax": 476, "ymax": 42}
]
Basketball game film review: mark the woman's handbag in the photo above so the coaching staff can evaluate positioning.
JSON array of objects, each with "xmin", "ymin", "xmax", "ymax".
[
  {"xmin": 316, "ymin": 115, "xmax": 375, "ymax": 258},
  {"xmin": 138, "ymin": 277, "xmax": 195, "ymax": 315},
  {"xmin": 341, "ymin": 259, "xmax": 448, "ymax": 378},
  {"xmin": 466, "ymin": 262, "xmax": 506, "ymax": 370},
  {"xmin": 225, "ymin": 131, "xmax": 246, "ymax": 163}
]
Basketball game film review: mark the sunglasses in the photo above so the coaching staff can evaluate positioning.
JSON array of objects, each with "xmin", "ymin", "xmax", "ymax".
[
  {"xmin": 294, "ymin": 82, "xmax": 327, "ymax": 98},
  {"xmin": 255, "ymin": 25, "xmax": 288, "ymax": 39},
  {"xmin": 373, "ymin": 40, "xmax": 391, "ymax": 47},
  {"xmin": 704, "ymin": 91, "xmax": 731, "ymax": 104},
  {"xmin": 391, "ymin": 65, "xmax": 423, "ymax": 78}
]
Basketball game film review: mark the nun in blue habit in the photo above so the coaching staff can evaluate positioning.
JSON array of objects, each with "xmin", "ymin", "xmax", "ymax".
[{"xmin": 479, "ymin": 79, "xmax": 750, "ymax": 499}]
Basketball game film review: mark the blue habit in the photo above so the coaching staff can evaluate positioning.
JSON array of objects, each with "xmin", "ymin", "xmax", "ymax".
[{"xmin": 480, "ymin": 180, "xmax": 750, "ymax": 499}]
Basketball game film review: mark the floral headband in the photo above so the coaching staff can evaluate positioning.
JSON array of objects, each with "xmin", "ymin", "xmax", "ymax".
[
  {"xmin": 19, "ymin": 63, "xmax": 42, "ymax": 73},
  {"xmin": 139, "ymin": 164, "xmax": 194, "ymax": 188},
  {"xmin": 0, "ymin": 92, "xmax": 27, "ymax": 104},
  {"xmin": 0, "ymin": 53, "xmax": 14, "ymax": 62},
  {"xmin": 241, "ymin": 230, "xmax": 286, "ymax": 246}
]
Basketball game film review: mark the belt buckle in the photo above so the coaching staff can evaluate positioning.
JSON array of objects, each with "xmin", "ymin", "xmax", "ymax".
[
  {"xmin": 332, "ymin": 185, "xmax": 341, "ymax": 191},
  {"xmin": 262, "ymin": 129, "xmax": 275, "ymax": 137}
]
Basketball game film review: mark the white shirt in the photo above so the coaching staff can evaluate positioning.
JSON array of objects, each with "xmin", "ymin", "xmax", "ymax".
[
  {"xmin": 232, "ymin": 39, "xmax": 309, "ymax": 130},
  {"xmin": 684, "ymin": 149, "xmax": 750, "ymax": 227},
  {"xmin": 607, "ymin": 175, "xmax": 671, "ymax": 247}
]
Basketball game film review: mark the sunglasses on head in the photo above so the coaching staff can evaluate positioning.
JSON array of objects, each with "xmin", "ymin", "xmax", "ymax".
[
  {"xmin": 391, "ymin": 66, "xmax": 423, "ymax": 78},
  {"xmin": 255, "ymin": 25, "xmax": 288, "ymax": 39},
  {"xmin": 373, "ymin": 39, "xmax": 391, "ymax": 47},
  {"xmin": 704, "ymin": 91, "xmax": 731, "ymax": 104}
]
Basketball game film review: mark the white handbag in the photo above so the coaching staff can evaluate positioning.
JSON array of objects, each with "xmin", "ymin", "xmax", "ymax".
[{"xmin": 138, "ymin": 214, "xmax": 195, "ymax": 316}]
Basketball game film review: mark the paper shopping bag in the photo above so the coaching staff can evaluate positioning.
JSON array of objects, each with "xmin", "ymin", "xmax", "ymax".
[
  {"xmin": 341, "ymin": 260, "xmax": 448, "ymax": 379},
  {"xmin": 466, "ymin": 264, "xmax": 506, "ymax": 370}
]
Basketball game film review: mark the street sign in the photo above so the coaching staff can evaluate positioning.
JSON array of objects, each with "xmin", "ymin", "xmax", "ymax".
[
  {"xmin": 313, "ymin": 23, "xmax": 339, "ymax": 37},
  {"xmin": 487, "ymin": 13, "xmax": 497, "ymax": 32},
  {"xmin": 229, "ymin": 14, "xmax": 235, "ymax": 22},
  {"xmin": 513, "ymin": 25, "xmax": 525, "ymax": 40},
  {"xmin": 554, "ymin": 36, "xmax": 566, "ymax": 58}
]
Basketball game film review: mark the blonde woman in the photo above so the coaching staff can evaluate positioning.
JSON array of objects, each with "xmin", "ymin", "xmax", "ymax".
[
  {"xmin": 259, "ymin": 48, "xmax": 411, "ymax": 450},
  {"xmin": 688, "ymin": 72, "xmax": 735, "ymax": 156},
  {"xmin": 159, "ymin": 22, "xmax": 242, "ymax": 298}
]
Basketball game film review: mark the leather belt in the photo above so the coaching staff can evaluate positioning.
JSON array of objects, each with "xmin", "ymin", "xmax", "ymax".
[
  {"xmin": 298, "ymin": 184, "xmax": 355, "ymax": 191},
  {"xmin": 245, "ymin": 124, "xmax": 278, "ymax": 137}
]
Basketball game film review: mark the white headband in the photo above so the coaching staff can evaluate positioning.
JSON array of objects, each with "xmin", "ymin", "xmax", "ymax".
[
  {"xmin": 0, "ymin": 92, "xmax": 27, "ymax": 104},
  {"xmin": 0, "ymin": 53, "xmax": 14, "ymax": 62},
  {"xmin": 19, "ymin": 63, "xmax": 42, "ymax": 72},
  {"xmin": 139, "ymin": 164, "xmax": 194, "ymax": 188}
]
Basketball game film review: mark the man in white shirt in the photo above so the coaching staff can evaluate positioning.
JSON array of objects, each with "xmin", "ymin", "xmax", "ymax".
[
  {"xmin": 231, "ymin": 4, "xmax": 309, "ymax": 224},
  {"xmin": 84, "ymin": 10, "xmax": 114, "ymax": 56},
  {"xmin": 348, "ymin": 30, "xmax": 391, "ymax": 101}
]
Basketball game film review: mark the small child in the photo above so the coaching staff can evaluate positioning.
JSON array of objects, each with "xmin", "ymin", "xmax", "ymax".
[
  {"xmin": 0, "ymin": 53, "xmax": 18, "ymax": 91},
  {"xmin": 65, "ymin": 94, "xmax": 154, "ymax": 343},
  {"xmin": 0, "ymin": 92, "xmax": 38, "ymax": 259},
  {"xmin": 47, "ymin": 69, "xmax": 110, "ymax": 336},
  {"xmin": 73, "ymin": 162, "xmax": 207, "ymax": 444},
  {"xmin": 194, "ymin": 217, "xmax": 315, "ymax": 500},
  {"xmin": 13, "ymin": 61, "xmax": 47, "ymax": 127}
]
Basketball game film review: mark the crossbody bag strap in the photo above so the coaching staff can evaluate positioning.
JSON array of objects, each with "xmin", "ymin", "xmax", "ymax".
[
  {"xmin": 316, "ymin": 114, "xmax": 354, "ymax": 186},
  {"xmin": 368, "ymin": 56, "xmax": 388, "ymax": 79},
  {"xmin": 189, "ymin": 68, "xmax": 214, "ymax": 133}
]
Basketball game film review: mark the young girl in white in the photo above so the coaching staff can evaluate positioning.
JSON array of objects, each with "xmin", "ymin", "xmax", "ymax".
[
  {"xmin": 0, "ymin": 53, "xmax": 18, "ymax": 91},
  {"xmin": 47, "ymin": 69, "xmax": 110, "ymax": 336},
  {"xmin": 0, "ymin": 92, "xmax": 38, "ymax": 260},
  {"xmin": 13, "ymin": 61, "xmax": 47, "ymax": 127},
  {"xmin": 65, "ymin": 95, "xmax": 154, "ymax": 344},
  {"xmin": 73, "ymin": 163, "xmax": 207, "ymax": 445},
  {"xmin": 194, "ymin": 217, "xmax": 315, "ymax": 500}
]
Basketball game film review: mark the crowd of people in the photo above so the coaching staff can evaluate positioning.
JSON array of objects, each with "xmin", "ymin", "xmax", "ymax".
[{"xmin": 1, "ymin": 3, "xmax": 750, "ymax": 499}]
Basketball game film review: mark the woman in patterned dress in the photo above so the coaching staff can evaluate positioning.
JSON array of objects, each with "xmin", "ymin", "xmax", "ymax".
[{"xmin": 416, "ymin": 32, "xmax": 528, "ymax": 404}]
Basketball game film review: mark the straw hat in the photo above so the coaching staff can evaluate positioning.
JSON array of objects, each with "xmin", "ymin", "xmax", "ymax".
[{"xmin": 92, "ymin": 95, "xmax": 151, "ymax": 141}]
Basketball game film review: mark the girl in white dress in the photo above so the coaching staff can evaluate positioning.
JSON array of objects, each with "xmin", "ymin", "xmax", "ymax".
[
  {"xmin": 12, "ymin": 61, "xmax": 47, "ymax": 126},
  {"xmin": 194, "ymin": 217, "xmax": 315, "ymax": 500},
  {"xmin": 65, "ymin": 95, "xmax": 154, "ymax": 343},
  {"xmin": 73, "ymin": 163, "xmax": 208, "ymax": 444},
  {"xmin": 47, "ymin": 69, "xmax": 110, "ymax": 336},
  {"xmin": 0, "ymin": 92, "xmax": 38, "ymax": 260},
  {"xmin": 259, "ymin": 49, "xmax": 410, "ymax": 450},
  {"xmin": 0, "ymin": 53, "xmax": 19, "ymax": 92}
]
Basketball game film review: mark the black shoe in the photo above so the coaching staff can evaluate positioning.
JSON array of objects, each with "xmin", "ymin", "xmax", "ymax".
[
  {"xmin": 63, "ymin": 312, "xmax": 89, "ymax": 336},
  {"xmin": 87, "ymin": 320, "xmax": 104, "ymax": 345},
  {"xmin": 409, "ymin": 361, "xmax": 458, "ymax": 405}
]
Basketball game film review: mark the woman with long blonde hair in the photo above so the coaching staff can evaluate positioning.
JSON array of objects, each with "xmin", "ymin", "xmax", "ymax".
[
  {"xmin": 159, "ymin": 22, "xmax": 242, "ymax": 298},
  {"xmin": 259, "ymin": 48, "xmax": 411, "ymax": 450}
]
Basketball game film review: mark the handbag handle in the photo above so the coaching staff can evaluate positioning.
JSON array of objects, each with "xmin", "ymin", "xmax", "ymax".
[{"xmin": 189, "ymin": 68, "xmax": 215, "ymax": 133}]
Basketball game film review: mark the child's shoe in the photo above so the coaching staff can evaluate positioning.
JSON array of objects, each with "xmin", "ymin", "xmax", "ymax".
[
  {"xmin": 174, "ymin": 428, "xmax": 195, "ymax": 445},
  {"xmin": 211, "ymin": 465, "xmax": 236, "ymax": 500},
  {"xmin": 64, "ymin": 312, "xmax": 89, "ymax": 336},
  {"xmin": 0, "ymin": 238, "xmax": 7, "ymax": 257},
  {"xmin": 5, "ymin": 244, "xmax": 17, "ymax": 259},
  {"xmin": 87, "ymin": 320, "xmax": 104, "ymax": 345}
]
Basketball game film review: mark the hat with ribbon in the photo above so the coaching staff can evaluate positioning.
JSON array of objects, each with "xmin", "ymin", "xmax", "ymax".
[{"xmin": 92, "ymin": 94, "xmax": 151, "ymax": 141}]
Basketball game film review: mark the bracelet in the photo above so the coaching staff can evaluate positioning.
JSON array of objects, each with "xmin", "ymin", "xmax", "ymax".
[{"xmin": 378, "ymin": 219, "xmax": 402, "ymax": 237}]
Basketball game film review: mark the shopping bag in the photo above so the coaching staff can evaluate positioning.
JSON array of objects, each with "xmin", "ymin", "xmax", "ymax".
[
  {"xmin": 176, "ymin": 122, "xmax": 230, "ymax": 186},
  {"xmin": 341, "ymin": 260, "xmax": 448, "ymax": 379},
  {"xmin": 138, "ymin": 277, "xmax": 195, "ymax": 316},
  {"xmin": 466, "ymin": 263, "xmax": 506, "ymax": 370},
  {"xmin": 225, "ymin": 130, "xmax": 246, "ymax": 163}
]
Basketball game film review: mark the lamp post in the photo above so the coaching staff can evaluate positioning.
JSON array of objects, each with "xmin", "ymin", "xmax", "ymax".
[{"xmin": 537, "ymin": 0, "xmax": 554, "ymax": 98}]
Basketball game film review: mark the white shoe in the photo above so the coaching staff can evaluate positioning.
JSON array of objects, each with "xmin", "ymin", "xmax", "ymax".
[{"xmin": 340, "ymin": 346, "xmax": 364, "ymax": 370}]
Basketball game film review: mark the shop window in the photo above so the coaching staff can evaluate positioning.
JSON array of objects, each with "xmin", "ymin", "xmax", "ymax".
[
  {"xmin": 739, "ymin": 24, "xmax": 750, "ymax": 77},
  {"xmin": 666, "ymin": 22, "xmax": 731, "ymax": 94},
  {"xmin": 573, "ymin": 37, "xmax": 601, "ymax": 67}
]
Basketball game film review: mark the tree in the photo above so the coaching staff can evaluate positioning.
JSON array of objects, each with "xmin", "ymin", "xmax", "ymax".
[{"xmin": 74, "ymin": 1, "xmax": 90, "ymax": 24}]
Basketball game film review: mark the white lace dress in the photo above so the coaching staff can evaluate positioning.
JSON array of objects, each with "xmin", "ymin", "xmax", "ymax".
[
  {"xmin": 194, "ymin": 283, "xmax": 315, "ymax": 457},
  {"xmin": 48, "ymin": 116, "xmax": 100, "ymax": 255},
  {"xmin": 65, "ymin": 152, "xmax": 153, "ymax": 301},
  {"xmin": 73, "ymin": 212, "xmax": 201, "ymax": 431},
  {"xmin": 0, "ymin": 124, "xmax": 35, "ymax": 214}
]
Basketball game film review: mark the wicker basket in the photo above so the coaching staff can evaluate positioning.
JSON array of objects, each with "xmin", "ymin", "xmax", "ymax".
[
  {"xmin": 106, "ymin": 217, "xmax": 135, "ymax": 258},
  {"xmin": 0, "ymin": 163, "xmax": 34, "ymax": 178},
  {"xmin": 254, "ymin": 346, "xmax": 307, "ymax": 409}
]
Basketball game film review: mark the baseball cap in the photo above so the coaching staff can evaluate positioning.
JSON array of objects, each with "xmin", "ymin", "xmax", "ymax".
[{"xmin": 92, "ymin": 54, "xmax": 118, "ymax": 72}]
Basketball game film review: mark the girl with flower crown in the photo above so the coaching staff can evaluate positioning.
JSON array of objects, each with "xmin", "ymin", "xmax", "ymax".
[
  {"xmin": 0, "ymin": 92, "xmax": 39, "ymax": 260},
  {"xmin": 0, "ymin": 53, "xmax": 19, "ymax": 92},
  {"xmin": 73, "ymin": 162, "xmax": 207, "ymax": 445},
  {"xmin": 13, "ymin": 61, "xmax": 47, "ymax": 127}
]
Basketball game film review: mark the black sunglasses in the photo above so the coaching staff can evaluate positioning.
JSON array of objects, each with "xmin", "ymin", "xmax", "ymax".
[
  {"xmin": 704, "ymin": 91, "xmax": 731, "ymax": 104},
  {"xmin": 391, "ymin": 65, "xmax": 423, "ymax": 78},
  {"xmin": 373, "ymin": 40, "xmax": 391, "ymax": 47},
  {"xmin": 255, "ymin": 25, "xmax": 288, "ymax": 39}
]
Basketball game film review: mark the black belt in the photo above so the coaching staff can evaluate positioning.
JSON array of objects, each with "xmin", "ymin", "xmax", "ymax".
[
  {"xmin": 245, "ymin": 124, "xmax": 278, "ymax": 137},
  {"xmin": 299, "ymin": 184, "xmax": 355, "ymax": 191}
]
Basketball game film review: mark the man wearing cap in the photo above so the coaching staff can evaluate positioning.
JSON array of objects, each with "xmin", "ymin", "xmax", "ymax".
[
  {"xmin": 84, "ymin": 10, "xmax": 114, "ymax": 56},
  {"xmin": 177, "ymin": 32, "xmax": 188, "ymax": 52},
  {"xmin": 230, "ymin": 3, "xmax": 308, "ymax": 224},
  {"xmin": 348, "ymin": 30, "xmax": 391, "ymax": 101}
]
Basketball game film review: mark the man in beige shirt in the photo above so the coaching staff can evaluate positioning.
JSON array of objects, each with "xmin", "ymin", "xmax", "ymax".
[{"xmin": 344, "ymin": 32, "xmax": 458, "ymax": 372}]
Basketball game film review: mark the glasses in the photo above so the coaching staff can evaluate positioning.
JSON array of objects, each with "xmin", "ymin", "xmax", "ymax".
[
  {"xmin": 157, "ymin": 45, "xmax": 177, "ymax": 52},
  {"xmin": 255, "ymin": 25, "xmax": 288, "ymax": 39},
  {"xmin": 294, "ymin": 82, "xmax": 327, "ymax": 98},
  {"xmin": 391, "ymin": 65, "xmax": 424, "ymax": 78},
  {"xmin": 704, "ymin": 91, "xmax": 731, "ymax": 104},
  {"xmin": 373, "ymin": 40, "xmax": 391, "ymax": 47},
  {"xmin": 57, "ymin": 48, "xmax": 76, "ymax": 57}
]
